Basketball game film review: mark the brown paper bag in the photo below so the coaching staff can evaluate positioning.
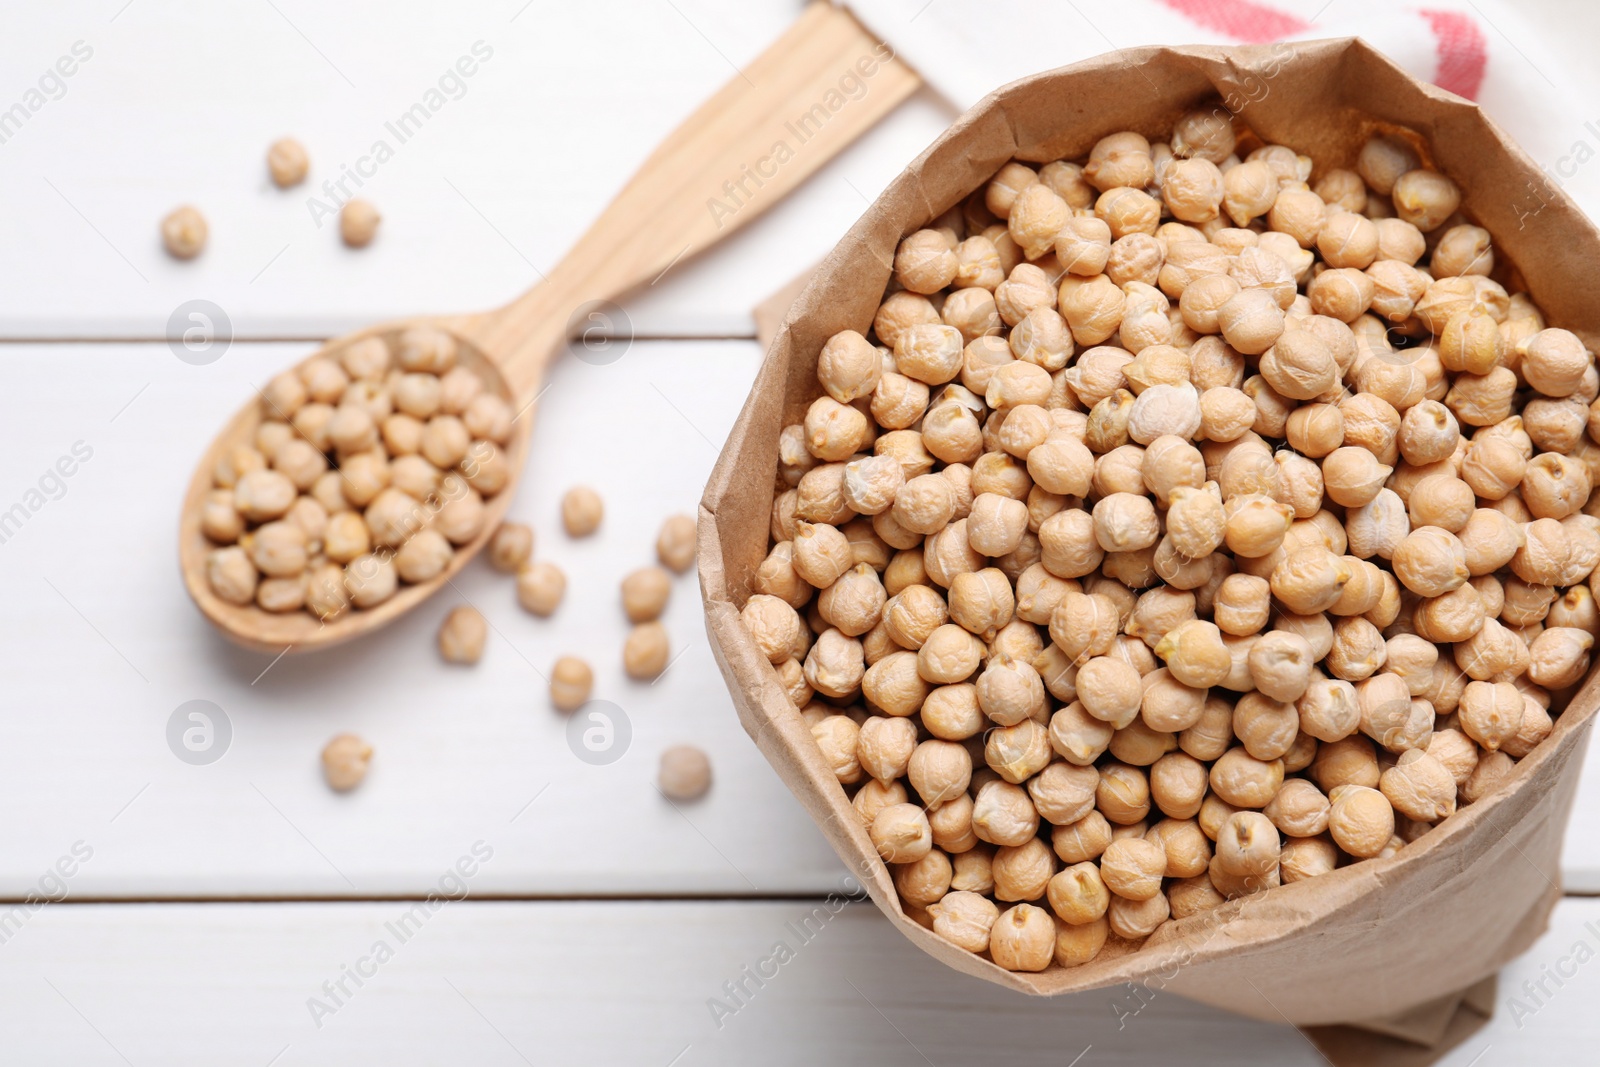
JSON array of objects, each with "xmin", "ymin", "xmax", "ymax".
[{"xmin": 701, "ymin": 38, "xmax": 1599, "ymax": 1028}]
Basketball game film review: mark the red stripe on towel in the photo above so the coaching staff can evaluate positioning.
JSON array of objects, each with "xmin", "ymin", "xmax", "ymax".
[
  {"xmin": 1156, "ymin": 0, "xmax": 1313, "ymax": 43},
  {"xmin": 1417, "ymin": 9, "xmax": 1489, "ymax": 100}
]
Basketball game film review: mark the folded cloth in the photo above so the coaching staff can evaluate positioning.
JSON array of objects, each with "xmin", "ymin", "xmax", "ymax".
[{"xmin": 846, "ymin": 0, "xmax": 1600, "ymax": 222}]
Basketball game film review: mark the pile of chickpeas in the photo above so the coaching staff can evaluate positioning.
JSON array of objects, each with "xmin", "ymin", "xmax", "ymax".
[
  {"xmin": 200, "ymin": 326, "xmax": 513, "ymax": 619},
  {"xmin": 741, "ymin": 109, "xmax": 1599, "ymax": 974}
]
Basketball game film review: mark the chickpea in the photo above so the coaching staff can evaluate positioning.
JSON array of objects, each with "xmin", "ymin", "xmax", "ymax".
[
  {"xmin": 1523, "ymin": 329, "xmax": 1591, "ymax": 398},
  {"xmin": 893, "ymin": 230, "xmax": 958, "ymax": 294},
  {"xmin": 1214, "ymin": 811, "xmax": 1281, "ymax": 880},
  {"xmin": 321, "ymin": 734, "xmax": 373, "ymax": 792},
  {"xmin": 1522, "ymin": 453, "xmax": 1591, "ymax": 521},
  {"xmin": 1222, "ymin": 494, "xmax": 1291, "ymax": 560},
  {"xmin": 1209, "ymin": 748, "xmax": 1284, "ymax": 808},
  {"xmin": 1527, "ymin": 627, "xmax": 1594, "ymax": 689},
  {"xmin": 1217, "ymin": 288, "xmax": 1285, "ymax": 355},
  {"xmin": 1096, "ymin": 762, "xmax": 1151, "ymax": 824},
  {"xmin": 986, "ymin": 719, "xmax": 1052, "ymax": 784},
  {"xmin": 1075, "ymin": 656, "xmax": 1143, "ymax": 728},
  {"xmin": 623, "ymin": 621, "xmax": 671, "ymax": 681},
  {"xmin": 1328, "ymin": 784, "xmax": 1396, "ymax": 858},
  {"xmin": 1280, "ymin": 835, "xmax": 1339, "ymax": 883},
  {"xmin": 1358, "ymin": 136, "xmax": 1420, "ymax": 195},
  {"xmin": 1164, "ymin": 157, "xmax": 1225, "ymax": 223},
  {"xmin": 161, "ymin": 205, "xmax": 208, "ymax": 259},
  {"xmin": 917, "ymin": 624, "xmax": 984, "ymax": 685},
  {"xmin": 1391, "ymin": 526, "xmax": 1469, "ymax": 597},
  {"xmin": 1114, "ymin": 372, "xmax": 1193, "ymax": 438},
  {"xmin": 1460, "ymin": 436, "xmax": 1527, "ymax": 501},
  {"xmin": 1504, "ymin": 697, "xmax": 1554, "ymax": 759},
  {"xmin": 561, "ymin": 486, "xmax": 604, "ymax": 537},
  {"xmin": 1463, "ymin": 750, "xmax": 1517, "ymax": 804},
  {"xmin": 993, "ymin": 837, "xmax": 1056, "ymax": 903},
  {"xmin": 1248, "ymin": 631, "xmax": 1314, "ymax": 702},
  {"xmin": 1209, "ymin": 853, "xmax": 1278, "ymax": 899},
  {"xmin": 928, "ymin": 891, "xmax": 999, "ymax": 955},
  {"xmin": 1318, "ymin": 211, "xmax": 1379, "ymax": 269},
  {"xmin": 1270, "ymin": 548, "xmax": 1351, "ymax": 615},
  {"xmin": 1380, "ymin": 749, "xmax": 1458, "ymax": 821},
  {"xmin": 1509, "ymin": 518, "xmax": 1571, "ymax": 586},
  {"xmin": 1391, "ymin": 170, "xmax": 1459, "ymax": 232},
  {"xmin": 1050, "ymin": 217, "xmax": 1112, "ymax": 280},
  {"xmin": 870, "ymin": 803, "xmax": 932, "ymax": 864},
  {"xmin": 1154, "ymin": 620, "xmax": 1231, "ymax": 688},
  {"xmin": 1099, "ymin": 837, "xmax": 1167, "ymax": 901},
  {"xmin": 1454, "ymin": 617, "xmax": 1530, "ymax": 684},
  {"xmin": 972, "ymin": 779, "xmax": 1041, "ymax": 847},
  {"xmin": 990, "ymin": 903, "xmax": 1057, "ymax": 972}
]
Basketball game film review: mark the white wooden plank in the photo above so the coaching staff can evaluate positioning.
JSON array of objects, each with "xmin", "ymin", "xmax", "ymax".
[
  {"xmin": 0, "ymin": 898, "xmax": 1310, "ymax": 1065},
  {"xmin": 0, "ymin": 0, "xmax": 952, "ymax": 339},
  {"xmin": 5, "ymin": 897, "xmax": 1600, "ymax": 1064},
  {"xmin": 0, "ymin": 339, "xmax": 840, "ymax": 897}
]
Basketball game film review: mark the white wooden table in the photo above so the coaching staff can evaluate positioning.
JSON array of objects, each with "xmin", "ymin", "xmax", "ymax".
[{"xmin": 3, "ymin": 1, "xmax": 1598, "ymax": 1062}]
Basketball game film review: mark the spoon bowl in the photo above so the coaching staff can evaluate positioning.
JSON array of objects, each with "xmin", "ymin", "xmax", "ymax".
[{"xmin": 179, "ymin": 315, "xmax": 532, "ymax": 653}]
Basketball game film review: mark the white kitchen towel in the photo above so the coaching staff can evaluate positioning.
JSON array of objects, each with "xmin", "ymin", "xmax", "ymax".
[{"xmin": 846, "ymin": 0, "xmax": 1600, "ymax": 223}]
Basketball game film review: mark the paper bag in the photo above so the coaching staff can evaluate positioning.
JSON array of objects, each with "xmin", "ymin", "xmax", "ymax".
[{"xmin": 701, "ymin": 38, "xmax": 1599, "ymax": 1027}]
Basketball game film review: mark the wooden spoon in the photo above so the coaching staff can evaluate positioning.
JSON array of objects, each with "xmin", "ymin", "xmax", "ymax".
[{"xmin": 179, "ymin": 2, "xmax": 921, "ymax": 654}]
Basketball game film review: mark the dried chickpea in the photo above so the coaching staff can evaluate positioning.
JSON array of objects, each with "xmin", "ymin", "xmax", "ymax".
[
  {"xmin": 339, "ymin": 200, "xmax": 380, "ymax": 247},
  {"xmin": 344, "ymin": 554, "xmax": 398, "ymax": 609},
  {"xmin": 1154, "ymin": 620, "xmax": 1231, "ymax": 688},
  {"xmin": 1528, "ymin": 627, "xmax": 1594, "ymax": 689},
  {"xmin": 1328, "ymin": 784, "xmax": 1395, "ymax": 857},
  {"xmin": 1248, "ymin": 631, "xmax": 1314, "ymax": 702},
  {"xmin": 394, "ymin": 529, "xmax": 452, "ymax": 584},
  {"xmin": 989, "ymin": 903, "xmax": 1056, "ymax": 972},
  {"xmin": 1214, "ymin": 811, "xmax": 1281, "ymax": 880},
  {"xmin": 1209, "ymin": 748, "xmax": 1284, "ymax": 808},
  {"xmin": 894, "ymin": 230, "xmax": 958, "ymax": 294},
  {"xmin": 870, "ymin": 803, "xmax": 932, "ymax": 864},
  {"xmin": 161, "ymin": 205, "xmax": 207, "ymax": 259},
  {"xmin": 992, "ymin": 838, "xmax": 1056, "ymax": 902},
  {"xmin": 622, "ymin": 622, "xmax": 670, "ymax": 681},
  {"xmin": 1391, "ymin": 170, "xmax": 1459, "ymax": 232},
  {"xmin": 1099, "ymin": 837, "xmax": 1167, "ymax": 901},
  {"xmin": 436, "ymin": 605, "xmax": 487, "ymax": 664},
  {"xmin": 517, "ymin": 561, "xmax": 566, "ymax": 617},
  {"xmin": 322, "ymin": 734, "xmax": 373, "ymax": 792},
  {"xmin": 486, "ymin": 522, "xmax": 533, "ymax": 573},
  {"xmin": 1380, "ymin": 749, "xmax": 1457, "ymax": 822},
  {"xmin": 929, "ymin": 891, "xmax": 999, "ymax": 954},
  {"xmin": 561, "ymin": 486, "xmax": 604, "ymax": 537}
]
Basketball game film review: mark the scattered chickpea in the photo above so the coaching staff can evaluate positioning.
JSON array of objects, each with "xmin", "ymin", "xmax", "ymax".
[
  {"xmin": 658, "ymin": 745, "xmax": 713, "ymax": 801},
  {"xmin": 489, "ymin": 522, "xmax": 534, "ymax": 572},
  {"xmin": 322, "ymin": 733, "xmax": 373, "ymax": 792},
  {"xmin": 550, "ymin": 655, "xmax": 594, "ymax": 712},
  {"xmin": 437, "ymin": 605, "xmax": 487, "ymax": 664},
  {"xmin": 657, "ymin": 513, "xmax": 698, "ymax": 573},
  {"xmin": 559, "ymin": 486, "xmax": 604, "ymax": 537},
  {"xmin": 340, "ymin": 199, "xmax": 381, "ymax": 248},
  {"xmin": 161, "ymin": 205, "xmax": 208, "ymax": 259},
  {"xmin": 621, "ymin": 566, "xmax": 673, "ymax": 624},
  {"xmin": 623, "ymin": 621, "xmax": 671, "ymax": 680},
  {"xmin": 517, "ymin": 561, "xmax": 567, "ymax": 616},
  {"xmin": 267, "ymin": 137, "xmax": 310, "ymax": 188}
]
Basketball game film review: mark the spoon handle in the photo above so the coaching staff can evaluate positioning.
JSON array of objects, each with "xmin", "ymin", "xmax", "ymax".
[{"xmin": 461, "ymin": 1, "xmax": 920, "ymax": 399}]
